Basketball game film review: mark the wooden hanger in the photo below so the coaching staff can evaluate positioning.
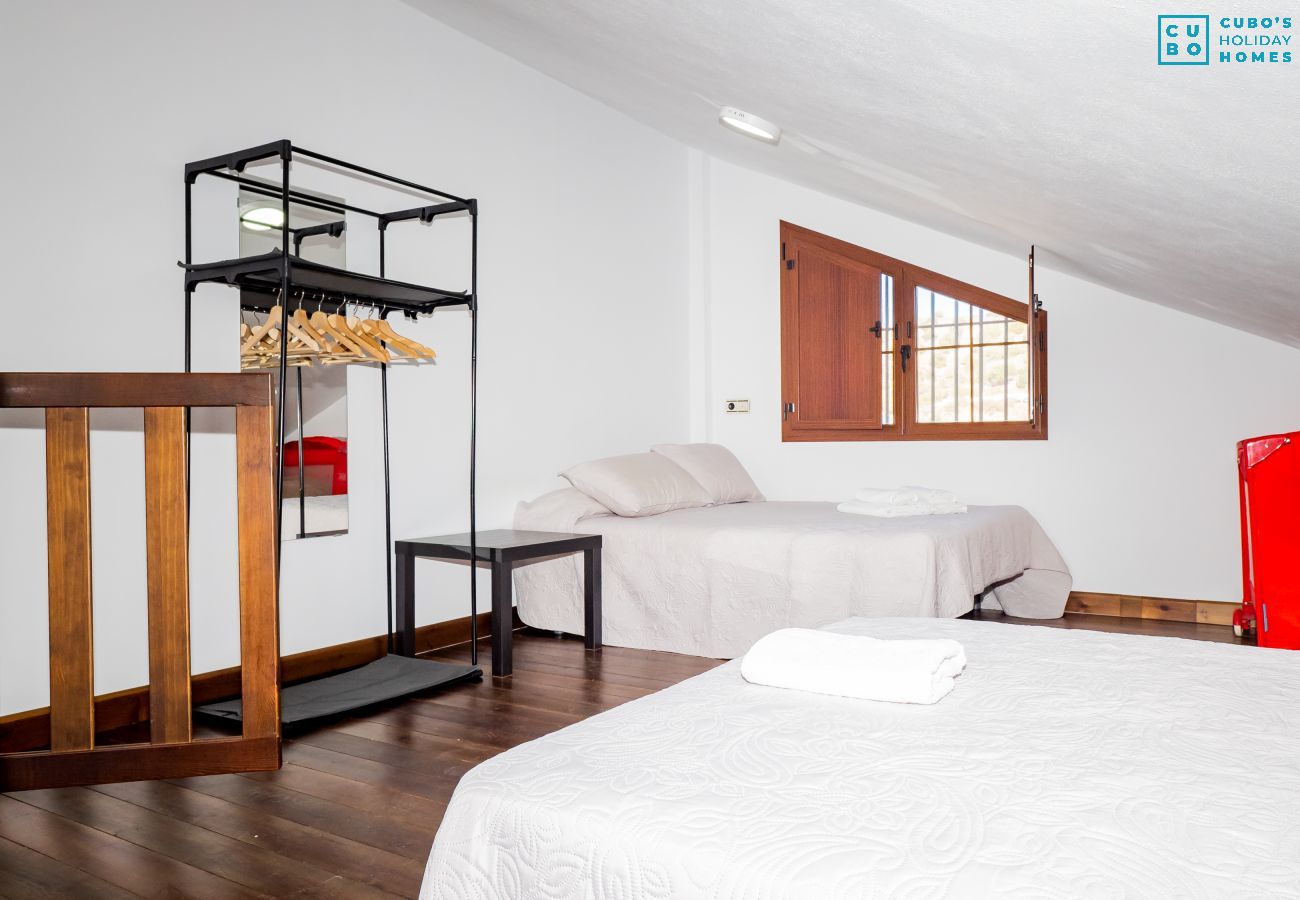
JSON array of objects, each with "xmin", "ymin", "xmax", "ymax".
[
  {"xmin": 241, "ymin": 305, "xmax": 283, "ymax": 355},
  {"xmin": 343, "ymin": 313, "xmax": 391, "ymax": 362},
  {"xmin": 360, "ymin": 319, "xmax": 420, "ymax": 360},
  {"xmin": 368, "ymin": 318, "xmax": 436, "ymax": 360},
  {"xmin": 284, "ymin": 303, "xmax": 323, "ymax": 354},
  {"xmin": 311, "ymin": 308, "xmax": 368, "ymax": 360}
]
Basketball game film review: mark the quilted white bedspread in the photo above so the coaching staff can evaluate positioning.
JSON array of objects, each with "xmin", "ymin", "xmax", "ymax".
[
  {"xmin": 421, "ymin": 619, "xmax": 1300, "ymax": 899},
  {"xmin": 514, "ymin": 491, "xmax": 1070, "ymax": 658}
]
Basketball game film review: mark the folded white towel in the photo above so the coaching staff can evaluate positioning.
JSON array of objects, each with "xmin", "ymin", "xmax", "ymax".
[
  {"xmin": 741, "ymin": 628, "xmax": 967, "ymax": 704},
  {"xmin": 853, "ymin": 487, "xmax": 923, "ymax": 506},
  {"xmin": 837, "ymin": 499, "xmax": 968, "ymax": 517},
  {"xmin": 903, "ymin": 485, "xmax": 961, "ymax": 506}
]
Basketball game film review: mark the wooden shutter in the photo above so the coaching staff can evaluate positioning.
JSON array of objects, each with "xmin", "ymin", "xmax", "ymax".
[
  {"xmin": 782, "ymin": 238, "xmax": 883, "ymax": 435},
  {"xmin": 1026, "ymin": 246, "xmax": 1048, "ymax": 434}
]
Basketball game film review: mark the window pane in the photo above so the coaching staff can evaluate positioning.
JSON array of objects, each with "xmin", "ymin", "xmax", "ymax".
[
  {"xmin": 881, "ymin": 274, "xmax": 894, "ymax": 353},
  {"xmin": 915, "ymin": 348, "xmax": 933, "ymax": 422},
  {"xmin": 916, "ymin": 291, "xmax": 935, "ymax": 326},
  {"xmin": 956, "ymin": 319, "xmax": 972, "ymax": 348},
  {"xmin": 934, "ymin": 348, "xmax": 957, "ymax": 423},
  {"xmin": 916, "ymin": 346, "xmax": 960, "ymax": 424},
  {"xmin": 980, "ymin": 345, "xmax": 1006, "ymax": 420},
  {"xmin": 956, "ymin": 342, "xmax": 972, "ymax": 423},
  {"xmin": 1007, "ymin": 343, "xmax": 1030, "ymax": 420},
  {"xmin": 988, "ymin": 317, "xmax": 1007, "ymax": 343},
  {"xmin": 915, "ymin": 286, "xmax": 1031, "ymax": 423},
  {"xmin": 916, "ymin": 289, "xmax": 933, "ymax": 350},
  {"xmin": 927, "ymin": 293, "xmax": 958, "ymax": 350},
  {"xmin": 881, "ymin": 274, "xmax": 894, "ymax": 425}
]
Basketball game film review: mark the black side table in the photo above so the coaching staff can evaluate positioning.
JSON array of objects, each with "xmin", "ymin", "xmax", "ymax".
[{"xmin": 394, "ymin": 529, "xmax": 602, "ymax": 677}]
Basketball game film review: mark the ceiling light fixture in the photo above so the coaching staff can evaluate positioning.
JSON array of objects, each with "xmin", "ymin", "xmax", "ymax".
[
  {"xmin": 718, "ymin": 106, "xmax": 781, "ymax": 145},
  {"xmin": 239, "ymin": 205, "xmax": 286, "ymax": 232}
]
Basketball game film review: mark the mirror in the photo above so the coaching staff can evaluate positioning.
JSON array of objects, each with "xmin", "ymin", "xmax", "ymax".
[{"xmin": 238, "ymin": 187, "xmax": 350, "ymax": 539}]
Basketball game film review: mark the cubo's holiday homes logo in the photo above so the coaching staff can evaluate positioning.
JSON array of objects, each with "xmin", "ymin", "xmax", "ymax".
[
  {"xmin": 1159, "ymin": 15, "xmax": 1210, "ymax": 64},
  {"xmin": 1158, "ymin": 14, "xmax": 1294, "ymax": 65}
]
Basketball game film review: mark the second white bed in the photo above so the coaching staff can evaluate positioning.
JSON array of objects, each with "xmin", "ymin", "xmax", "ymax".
[{"xmin": 514, "ymin": 489, "xmax": 1071, "ymax": 657}]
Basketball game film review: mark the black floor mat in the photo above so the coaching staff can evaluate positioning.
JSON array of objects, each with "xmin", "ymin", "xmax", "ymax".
[{"xmin": 196, "ymin": 654, "xmax": 482, "ymax": 725}]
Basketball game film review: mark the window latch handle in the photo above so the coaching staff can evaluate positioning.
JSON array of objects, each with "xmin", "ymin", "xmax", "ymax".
[
  {"xmin": 870, "ymin": 320, "xmax": 882, "ymax": 338},
  {"xmin": 900, "ymin": 344, "xmax": 912, "ymax": 373}
]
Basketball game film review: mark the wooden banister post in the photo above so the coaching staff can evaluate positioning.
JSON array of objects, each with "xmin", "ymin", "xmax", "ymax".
[
  {"xmin": 144, "ymin": 406, "xmax": 192, "ymax": 744},
  {"xmin": 45, "ymin": 407, "xmax": 95, "ymax": 752},
  {"xmin": 235, "ymin": 403, "xmax": 281, "ymax": 742}
]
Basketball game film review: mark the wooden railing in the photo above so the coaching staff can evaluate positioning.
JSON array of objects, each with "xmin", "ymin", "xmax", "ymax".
[{"xmin": 0, "ymin": 373, "xmax": 281, "ymax": 791}]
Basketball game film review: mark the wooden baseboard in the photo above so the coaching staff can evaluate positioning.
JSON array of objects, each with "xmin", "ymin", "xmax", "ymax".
[
  {"xmin": 0, "ymin": 609, "xmax": 520, "ymax": 754},
  {"xmin": 1066, "ymin": 591, "xmax": 1236, "ymax": 626}
]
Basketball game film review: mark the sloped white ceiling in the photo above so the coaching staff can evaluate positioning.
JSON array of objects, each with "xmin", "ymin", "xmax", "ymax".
[{"xmin": 407, "ymin": 0, "xmax": 1300, "ymax": 344}]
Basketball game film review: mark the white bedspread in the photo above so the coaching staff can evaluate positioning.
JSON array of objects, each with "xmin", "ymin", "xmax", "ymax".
[
  {"xmin": 422, "ymin": 619, "xmax": 1300, "ymax": 899},
  {"xmin": 514, "ymin": 491, "xmax": 1070, "ymax": 658}
]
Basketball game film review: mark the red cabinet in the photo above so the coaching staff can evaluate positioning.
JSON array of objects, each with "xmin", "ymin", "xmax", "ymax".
[{"xmin": 1236, "ymin": 432, "xmax": 1300, "ymax": 648}]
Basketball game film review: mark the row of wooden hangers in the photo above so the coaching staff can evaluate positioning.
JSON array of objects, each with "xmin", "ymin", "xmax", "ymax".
[{"xmin": 240, "ymin": 292, "xmax": 436, "ymax": 370}]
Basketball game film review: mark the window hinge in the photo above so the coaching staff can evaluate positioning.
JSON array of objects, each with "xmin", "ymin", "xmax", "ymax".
[
  {"xmin": 1036, "ymin": 395, "xmax": 1046, "ymax": 418},
  {"xmin": 1038, "ymin": 331, "xmax": 1045, "ymax": 352},
  {"xmin": 783, "ymin": 402, "xmax": 796, "ymax": 420},
  {"xmin": 1032, "ymin": 292, "xmax": 1042, "ymax": 315},
  {"xmin": 785, "ymin": 259, "xmax": 795, "ymax": 270}
]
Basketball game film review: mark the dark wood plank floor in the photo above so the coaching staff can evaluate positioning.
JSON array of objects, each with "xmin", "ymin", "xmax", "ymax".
[{"xmin": 0, "ymin": 615, "xmax": 1245, "ymax": 898}]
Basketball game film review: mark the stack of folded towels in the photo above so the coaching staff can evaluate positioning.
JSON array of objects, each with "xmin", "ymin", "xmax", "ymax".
[
  {"xmin": 741, "ymin": 628, "xmax": 967, "ymax": 704},
  {"xmin": 836, "ymin": 485, "xmax": 967, "ymax": 517}
]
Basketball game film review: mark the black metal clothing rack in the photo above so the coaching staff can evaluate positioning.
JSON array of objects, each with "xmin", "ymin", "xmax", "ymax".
[{"xmin": 183, "ymin": 140, "xmax": 482, "ymax": 725}]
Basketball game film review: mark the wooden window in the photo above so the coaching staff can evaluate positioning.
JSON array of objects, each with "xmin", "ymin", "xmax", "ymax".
[{"xmin": 780, "ymin": 222, "xmax": 1047, "ymax": 442}]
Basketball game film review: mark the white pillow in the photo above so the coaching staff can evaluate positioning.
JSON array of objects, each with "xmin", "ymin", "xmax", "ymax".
[
  {"xmin": 561, "ymin": 453, "xmax": 711, "ymax": 517},
  {"xmin": 651, "ymin": 443, "xmax": 765, "ymax": 505}
]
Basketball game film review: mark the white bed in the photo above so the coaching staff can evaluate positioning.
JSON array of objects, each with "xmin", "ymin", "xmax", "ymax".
[
  {"xmin": 514, "ymin": 489, "xmax": 1071, "ymax": 658},
  {"xmin": 422, "ymin": 618, "xmax": 1300, "ymax": 898}
]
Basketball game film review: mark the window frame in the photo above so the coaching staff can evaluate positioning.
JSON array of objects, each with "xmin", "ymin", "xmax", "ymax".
[{"xmin": 780, "ymin": 221, "xmax": 1048, "ymax": 442}]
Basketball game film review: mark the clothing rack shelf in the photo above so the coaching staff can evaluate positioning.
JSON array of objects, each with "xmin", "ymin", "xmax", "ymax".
[
  {"xmin": 185, "ymin": 251, "xmax": 470, "ymax": 314},
  {"xmin": 182, "ymin": 139, "xmax": 483, "ymax": 726}
]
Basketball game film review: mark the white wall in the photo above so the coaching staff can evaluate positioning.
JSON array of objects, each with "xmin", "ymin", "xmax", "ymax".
[
  {"xmin": 0, "ymin": 0, "xmax": 690, "ymax": 714},
  {"xmin": 690, "ymin": 154, "xmax": 1300, "ymax": 604}
]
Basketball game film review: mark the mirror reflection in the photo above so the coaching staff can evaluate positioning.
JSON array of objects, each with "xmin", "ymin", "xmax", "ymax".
[{"xmin": 238, "ymin": 187, "xmax": 350, "ymax": 539}]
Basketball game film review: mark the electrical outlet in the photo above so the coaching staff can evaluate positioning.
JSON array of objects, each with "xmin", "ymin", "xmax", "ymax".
[{"xmin": 724, "ymin": 399, "xmax": 750, "ymax": 413}]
